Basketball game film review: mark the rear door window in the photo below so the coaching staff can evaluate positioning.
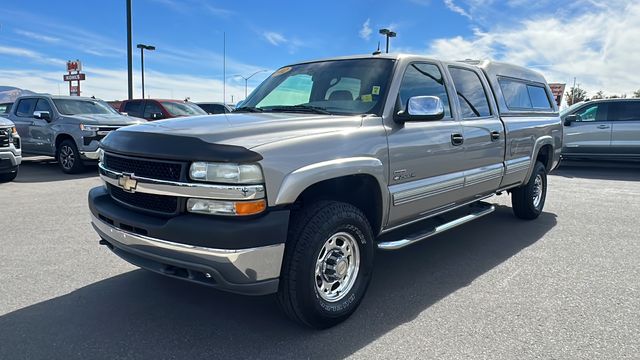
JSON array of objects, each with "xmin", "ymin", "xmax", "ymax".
[
  {"xmin": 16, "ymin": 98, "xmax": 37, "ymax": 117},
  {"xmin": 449, "ymin": 67, "xmax": 491, "ymax": 118},
  {"xmin": 610, "ymin": 101, "xmax": 640, "ymax": 121}
]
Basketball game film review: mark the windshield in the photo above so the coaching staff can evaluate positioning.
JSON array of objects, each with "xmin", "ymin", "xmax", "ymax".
[
  {"xmin": 239, "ymin": 58, "xmax": 395, "ymax": 116},
  {"xmin": 53, "ymin": 99, "xmax": 118, "ymax": 115},
  {"xmin": 161, "ymin": 101, "xmax": 207, "ymax": 116}
]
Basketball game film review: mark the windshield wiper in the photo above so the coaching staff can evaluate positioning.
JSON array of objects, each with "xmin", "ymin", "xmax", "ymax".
[
  {"xmin": 234, "ymin": 106, "xmax": 264, "ymax": 113},
  {"xmin": 264, "ymin": 105, "xmax": 331, "ymax": 115}
]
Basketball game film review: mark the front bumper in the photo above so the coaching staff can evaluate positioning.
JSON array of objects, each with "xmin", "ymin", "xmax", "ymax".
[
  {"xmin": 0, "ymin": 148, "xmax": 22, "ymax": 173},
  {"xmin": 88, "ymin": 187, "xmax": 289, "ymax": 295},
  {"xmin": 80, "ymin": 149, "xmax": 101, "ymax": 160}
]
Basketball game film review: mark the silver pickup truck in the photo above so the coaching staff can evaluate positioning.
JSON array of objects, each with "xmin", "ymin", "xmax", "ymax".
[
  {"xmin": 89, "ymin": 54, "xmax": 562, "ymax": 328},
  {"xmin": 0, "ymin": 116, "xmax": 21, "ymax": 182}
]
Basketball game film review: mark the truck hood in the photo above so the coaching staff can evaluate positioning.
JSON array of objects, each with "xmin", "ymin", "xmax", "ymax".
[
  {"xmin": 116, "ymin": 112, "xmax": 362, "ymax": 149},
  {"xmin": 61, "ymin": 113, "xmax": 146, "ymax": 126},
  {"xmin": 0, "ymin": 116, "xmax": 14, "ymax": 127}
]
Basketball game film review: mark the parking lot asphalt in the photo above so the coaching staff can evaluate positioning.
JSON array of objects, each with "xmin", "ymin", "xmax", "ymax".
[{"xmin": 0, "ymin": 158, "xmax": 638, "ymax": 359}]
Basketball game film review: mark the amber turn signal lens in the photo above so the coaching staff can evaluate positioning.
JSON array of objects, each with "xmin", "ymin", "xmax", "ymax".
[{"xmin": 235, "ymin": 199, "xmax": 267, "ymax": 216}]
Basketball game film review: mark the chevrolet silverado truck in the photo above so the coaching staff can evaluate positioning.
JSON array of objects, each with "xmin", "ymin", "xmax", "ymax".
[
  {"xmin": 89, "ymin": 54, "xmax": 562, "ymax": 328},
  {"xmin": 8, "ymin": 95, "xmax": 145, "ymax": 173},
  {"xmin": 0, "ymin": 116, "xmax": 21, "ymax": 182}
]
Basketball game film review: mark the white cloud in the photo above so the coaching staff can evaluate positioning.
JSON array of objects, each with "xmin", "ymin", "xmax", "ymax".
[
  {"xmin": 263, "ymin": 32, "xmax": 287, "ymax": 46},
  {"xmin": 425, "ymin": 1, "xmax": 640, "ymax": 96},
  {"xmin": 0, "ymin": 67, "xmax": 255, "ymax": 103},
  {"xmin": 0, "ymin": 45, "xmax": 65, "ymax": 66},
  {"xmin": 14, "ymin": 29, "xmax": 60, "ymax": 43},
  {"xmin": 359, "ymin": 19, "xmax": 372, "ymax": 40},
  {"xmin": 443, "ymin": 0, "xmax": 472, "ymax": 19}
]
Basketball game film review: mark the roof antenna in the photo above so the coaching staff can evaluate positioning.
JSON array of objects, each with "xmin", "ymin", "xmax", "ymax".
[{"xmin": 372, "ymin": 41, "xmax": 382, "ymax": 55}]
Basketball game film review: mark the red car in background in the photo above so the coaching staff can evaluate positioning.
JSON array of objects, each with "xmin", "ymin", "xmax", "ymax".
[{"xmin": 119, "ymin": 99, "xmax": 207, "ymax": 120}]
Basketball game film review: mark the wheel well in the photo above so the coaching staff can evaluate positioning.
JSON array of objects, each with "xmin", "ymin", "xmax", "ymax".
[
  {"xmin": 536, "ymin": 144, "xmax": 553, "ymax": 172},
  {"xmin": 55, "ymin": 134, "xmax": 74, "ymax": 153},
  {"xmin": 293, "ymin": 175, "xmax": 383, "ymax": 235}
]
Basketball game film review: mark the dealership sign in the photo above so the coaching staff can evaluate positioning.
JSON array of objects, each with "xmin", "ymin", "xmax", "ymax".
[
  {"xmin": 63, "ymin": 73, "xmax": 86, "ymax": 81},
  {"xmin": 548, "ymin": 83, "xmax": 566, "ymax": 107},
  {"xmin": 65, "ymin": 59, "xmax": 85, "ymax": 96}
]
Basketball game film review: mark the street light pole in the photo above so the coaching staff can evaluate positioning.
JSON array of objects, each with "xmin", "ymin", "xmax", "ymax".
[
  {"xmin": 126, "ymin": 0, "xmax": 133, "ymax": 100},
  {"xmin": 137, "ymin": 44, "xmax": 155, "ymax": 99},
  {"xmin": 379, "ymin": 28, "xmax": 397, "ymax": 53},
  {"xmin": 237, "ymin": 69, "xmax": 268, "ymax": 99}
]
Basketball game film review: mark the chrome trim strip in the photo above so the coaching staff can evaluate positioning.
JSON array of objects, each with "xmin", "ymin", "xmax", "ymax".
[
  {"xmin": 505, "ymin": 156, "xmax": 531, "ymax": 175},
  {"xmin": 378, "ymin": 204, "xmax": 495, "ymax": 250},
  {"xmin": 99, "ymin": 162, "xmax": 265, "ymax": 200},
  {"xmin": 392, "ymin": 174, "xmax": 465, "ymax": 206},
  {"xmin": 91, "ymin": 214, "xmax": 283, "ymax": 281}
]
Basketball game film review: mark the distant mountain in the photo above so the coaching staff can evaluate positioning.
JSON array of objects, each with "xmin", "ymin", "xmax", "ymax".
[{"xmin": 0, "ymin": 87, "xmax": 36, "ymax": 103}]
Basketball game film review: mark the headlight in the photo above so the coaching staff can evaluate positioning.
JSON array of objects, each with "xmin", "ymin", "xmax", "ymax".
[
  {"xmin": 80, "ymin": 124, "xmax": 100, "ymax": 132},
  {"xmin": 189, "ymin": 162, "xmax": 263, "ymax": 184},
  {"xmin": 187, "ymin": 198, "xmax": 266, "ymax": 216},
  {"xmin": 98, "ymin": 148, "xmax": 105, "ymax": 163}
]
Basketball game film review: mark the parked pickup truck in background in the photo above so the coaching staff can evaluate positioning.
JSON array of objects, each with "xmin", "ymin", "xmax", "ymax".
[
  {"xmin": 89, "ymin": 54, "xmax": 562, "ymax": 328},
  {"xmin": 0, "ymin": 116, "xmax": 21, "ymax": 182},
  {"xmin": 8, "ymin": 95, "xmax": 144, "ymax": 173}
]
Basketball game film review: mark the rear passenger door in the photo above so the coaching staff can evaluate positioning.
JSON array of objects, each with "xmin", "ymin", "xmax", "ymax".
[
  {"xmin": 563, "ymin": 102, "xmax": 612, "ymax": 156},
  {"xmin": 11, "ymin": 98, "xmax": 38, "ymax": 152},
  {"xmin": 448, "ymin": 65, "xmax": 504, "ymax": 199},
  {"xmin": 609, "ymin": 101, "xmax": 640, "ymax": 158}
]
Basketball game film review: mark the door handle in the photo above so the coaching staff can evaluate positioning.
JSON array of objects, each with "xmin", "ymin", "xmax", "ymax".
[
  {"xmin": 490, "ymin": 131, "xmax": 501, "ymax": 141},
  {"xmin": 596, "ymin": 124, "xmax": 610, "ymax": 129},
  {"xmin": 451, "ymin": 133, "xmax": 464, "ymax": 146}
]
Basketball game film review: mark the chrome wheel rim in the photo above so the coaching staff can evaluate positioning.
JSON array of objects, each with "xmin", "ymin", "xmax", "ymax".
[
  {"xmin": 532, "ymin": 174, "xmax": 543, "ymax": 208},
  {"xmin": 315, "ymin": 231, "xmax": 360, "ymax": 302},
  {"xmin": 60, "ymin": 145, "xmax": 75, "ymax": 170}
]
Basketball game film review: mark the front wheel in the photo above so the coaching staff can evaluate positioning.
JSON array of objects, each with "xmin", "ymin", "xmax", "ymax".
[
  {"xmin": 511, "ymin": 161, "xmax": 547, "ymax": 219},
  {"xmin": 277, "ymin": 201, "xmax": 374, "ymax": 329},
  {"xmin": 56, "ymin": 139, "xmax": 85, "ymax": 174},
  {"xmin": 0, "ymin": 169, "xmax": 18, "ymax": 182}
]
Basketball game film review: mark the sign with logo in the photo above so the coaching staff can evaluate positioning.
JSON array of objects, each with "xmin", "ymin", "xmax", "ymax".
[
  {"xmin": 548, "ymin": 83, "xmax": 566, "ymax": 107},
  {"xmin": 70, "ymin": 86, "xmax": 79, "ymax": 96},
  {"xmin": 63, "ymin": 73, "xmax": 86, "ymax": 81},
  {"xmin": 67, "ymin": 60, "xmax": 82, "ymax": 72}
]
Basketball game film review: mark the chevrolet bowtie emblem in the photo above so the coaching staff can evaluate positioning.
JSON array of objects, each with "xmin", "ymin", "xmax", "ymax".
[{"xmin": 118, "ymin": 173, "xmax": 138, "ymax": 193}]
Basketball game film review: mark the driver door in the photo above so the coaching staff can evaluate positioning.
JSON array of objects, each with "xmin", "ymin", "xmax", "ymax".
[
  {"xmin": 563, "ymin": 102, "xmax": 612, "ymax": 156},
  {"xmin": 30, "ymin": 98, "xmax": 56, "ymax": 155}
]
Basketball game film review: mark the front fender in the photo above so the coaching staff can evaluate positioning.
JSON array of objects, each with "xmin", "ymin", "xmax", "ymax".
[{"xmin": 273, "ymin": 157, "xmax": 389, "ymax": 214}]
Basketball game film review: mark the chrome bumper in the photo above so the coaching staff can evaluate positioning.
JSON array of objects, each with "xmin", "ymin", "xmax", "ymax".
[
  {"xmin": 91, "ymin": 214, "xmax": 284, "ymax": 294},
  {"xmin": 81, "ymin": 150, "xmax": 101, "ymax": 160}
]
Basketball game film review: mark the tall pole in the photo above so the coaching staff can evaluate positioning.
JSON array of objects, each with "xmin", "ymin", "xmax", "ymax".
[
  {"xmin": 140, "ymin": 47, "xmax": 145, "ymax": 99},
  {"xmin": 223, "ymin": 32, "xmax": 226, "ymax": 104},
  {"xmin": 126, "ymin": 0, "xmax": 133, "ymax": 100},
  {"xmin": 385, "ymin": 36, "xmax": 389, "ymax": 53}
]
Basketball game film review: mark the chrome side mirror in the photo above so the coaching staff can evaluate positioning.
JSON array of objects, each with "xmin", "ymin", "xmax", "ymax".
[
  {"xmin": 395, "ymin": 96, "xmax": 445, "ymax": 122},
  {"xmin": 33, "ymin": 111, "xmax": 51, "ymax": 121}
]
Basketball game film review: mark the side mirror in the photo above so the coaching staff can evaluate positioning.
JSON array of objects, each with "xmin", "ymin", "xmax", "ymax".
[
  {"xmin": 33, "ymin": 111, "xmax": 51, "ymax": 121},
  {"xmin": 150, "ymin": 112, "xmax": 164, "ymax": 120},
  {"xmin": 564, "ymin": 114, "xmax": 578, "ymax": 126},
  {"xmin": 395, "ymin": 96, "xmax": 445, "ymax": 122}
]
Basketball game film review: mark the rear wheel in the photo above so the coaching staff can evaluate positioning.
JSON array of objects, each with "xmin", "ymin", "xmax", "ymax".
[
  {"xmin": 56, "ymin": 139, "xmax": 85, "ymax": 174},
  {"xmin": 512, "ymin": 161, "xmax": 547, "ymax": 219},
  {"xmin": 277, "ymin": 201, "xmax": 374, "ymax": 329}
]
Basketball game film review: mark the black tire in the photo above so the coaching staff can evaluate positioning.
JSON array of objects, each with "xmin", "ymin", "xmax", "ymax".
[
  {"xmin": 512, "ymin": 161, "xmax": 547, "ymax": 220},
  {"xmin": 0, "ymin": 169, "xmax": 18, "ymax": 182},
  {"xmin": 277, "ymin": 200, "xmax": 375, "ymax": 329},
  {"xmin": 56, "ymin": 139, "xmax": 85, "ymax": 174}
]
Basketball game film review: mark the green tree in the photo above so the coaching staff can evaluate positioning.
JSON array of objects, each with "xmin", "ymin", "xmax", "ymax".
[
  {"xmin": 565, "ymin": 86, "xmax": 587, "ymax": 106},
  {"xmin": 591, "ymin": 90, "xmax": 604, "ymax": 100},
  {"xmin": 633, "ymin": 89, "xmax": 640, "ymax": 98}
]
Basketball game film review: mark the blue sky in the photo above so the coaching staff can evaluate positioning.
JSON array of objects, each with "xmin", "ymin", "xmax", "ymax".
[{"xmin": 1, "ymin": 0, "xmax": 638, "ymax": 102}]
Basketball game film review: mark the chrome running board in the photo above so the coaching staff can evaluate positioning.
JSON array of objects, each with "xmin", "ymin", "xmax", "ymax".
[{"xmin": 377, "ymin": 203, "xmax": 495, "ymax": 250}]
